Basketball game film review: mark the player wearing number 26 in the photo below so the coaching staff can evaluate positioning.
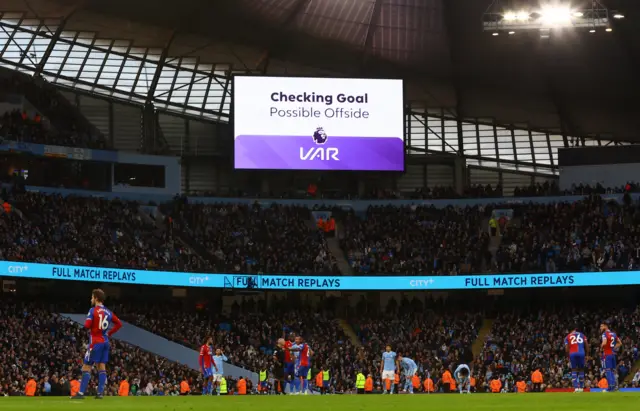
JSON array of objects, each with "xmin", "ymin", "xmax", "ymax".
[
  {"xmin": 564, "ymin": 326, "xmax": 588, "ymax": 392},
  {"xmin": 73, "ymin": 289, "xmax": 122, "ymax": 400}
]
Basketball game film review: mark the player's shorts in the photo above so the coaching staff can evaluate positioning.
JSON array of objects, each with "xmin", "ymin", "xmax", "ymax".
[
  {"xmin": 84, "ymin": 342, "xmax": 110, "ymax": 365},
  {"xmin": 602, "ymin": 355, "xmax": 616, "ymax": 370},
  {"xmin": 569, "ymin": 353, "xmax": 585, "ymax": 369},
  {"xmin": 212, "ymin": 373, "xmax": 222, "ymax": 383},
  {"xmin": 381, "ymin": 370, "xmax": 395, "ymax": 381},
  {"xmin": 404, "ymin": 367, "xmax": 417, "ymax": 377},
  {"xmin": 295, "ymin": 365, "xmax": 310, "ymax": 379},
  {"xmin": 260, "ymin": 381, "xmax": 268, "ymax": 389},
  {"xmin": 284, "ymin": 362, "xmax": 295, "ymax": 377},
  {"xmin": 456, "ymin": 377, "xmax": 470, "ymax": 387},
  {"xmin": 202, "ymin": 367, "xmax": 213, "ymax": 378},
  {"xmin": 323, "ymin": 381, "xmax": 329, "ymax": 388}
]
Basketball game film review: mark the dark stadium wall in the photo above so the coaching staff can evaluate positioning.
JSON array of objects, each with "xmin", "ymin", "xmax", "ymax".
[{"xmin": 111, "ymin": 152, "xmax": 181, "ymax": 196}]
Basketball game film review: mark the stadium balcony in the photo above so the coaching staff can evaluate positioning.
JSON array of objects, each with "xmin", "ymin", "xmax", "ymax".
[
  {"xmin": 1, "ymin": 186, "xmax": 639, "ymax": 278},
  {"xmin": 0, "ymin": 192, "xmax": 209, "ymax": 272},
  {"xmin": 0, "ymin": 70, "xmax": 108, "ymax": 149}
]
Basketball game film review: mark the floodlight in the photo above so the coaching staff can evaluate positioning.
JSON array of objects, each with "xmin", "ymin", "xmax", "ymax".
[
  {"xmin": 539, "ymin": 6, "xmax": 572, "ymax": 25},
  {"xmin": 504, "ymin": 12, "xmax": 517, "ymax": 21},
  {"xmin": 483, "ymin": 0, "xmax": 618, "ymax": 33}
]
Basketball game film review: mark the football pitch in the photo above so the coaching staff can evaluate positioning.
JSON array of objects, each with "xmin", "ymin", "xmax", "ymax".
[{"xmin": 2, "ymin": 393, "xmax": 639, "ymax": 411}]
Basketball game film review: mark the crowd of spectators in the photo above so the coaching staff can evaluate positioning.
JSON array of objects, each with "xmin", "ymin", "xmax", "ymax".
[
  {"xmin": 116, "ymin": 295, "xmax": 640, "ymax": 393},
  {"xmin": 115, "ymin": 295, "xmax": 488, "ymax": 393},
  {"xmin": 164, "ymin": 201, "xmax": 339, "ymax": 275},
  {"xmin": 0, "ymin": 298, "xmax": 201, "ymax": 397},
  {"xmin": 494, "ymin": 194, "xmax": 640, "ymax": 274},
  {"xmin": 1, "ymin": 292, "xmax": 638, "ymax": 396},
  {"xmin": 183, "ymin": 183, "xmax": 572, "ymax": 201},
  {"xmin": 115, "ymin": 296, "xmax": 356, "ymax": 391},
  {"xmin": 513, "ymin": 181, "xmax": 560, "ymax": 197},
  {"xmin": 0, "ymin": 192, "xmax": 206, "ymax": 272},
  {"xmin": 2, "ymin": 189, "xmax": 640, "ymax": 280},
  {"xmin": 478, "ymin": 305, "xmax": 640, "ymax": 391},
  {"xmin": 349, "ymin": 297, "xmax": 481, "ymax": 390},
  {"xmin": 513, "ymin": 181, "xmax": 640, "ymax": 197},
  {"xmin": 339, "ymin": 205, "xmax": 488, "ymax": 275}
]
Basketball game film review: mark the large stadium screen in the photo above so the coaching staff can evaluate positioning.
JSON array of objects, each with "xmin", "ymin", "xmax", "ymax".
[{"xmin": 233, "ymin": 76, "xmax": 404, "ymax": 171}]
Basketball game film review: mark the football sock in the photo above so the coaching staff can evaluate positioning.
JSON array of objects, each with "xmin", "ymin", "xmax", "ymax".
[
  {"xmin": 97, "ymin": 371, "xmax": 107, "ymax": 395},
  {"xmin": 79, "ymin": 371, "xmax": 91, "ymax": 395}
]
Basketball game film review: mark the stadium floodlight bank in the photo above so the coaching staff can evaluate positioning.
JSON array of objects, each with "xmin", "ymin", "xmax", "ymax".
[{"xmin": 482, "ymin": 0, "xmax": 617, "ymax": 34}]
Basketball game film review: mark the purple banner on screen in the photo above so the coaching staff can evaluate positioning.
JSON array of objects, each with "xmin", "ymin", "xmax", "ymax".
[{"xmin": 234, "ymin": 135, "xmax": 404, "ymax": 171}]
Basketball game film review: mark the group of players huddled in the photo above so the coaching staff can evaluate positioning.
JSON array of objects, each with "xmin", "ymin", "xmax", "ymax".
[
  {"xmin": 381, "ymin": 345, "xmax": 472, "ymax": 394},
  {"xmin": 69, "ymin": 289, "xmax": 624, "ymax": 398},
  {"xmin": 272, "ymin": 333, "xmax": 314, "ymax": 395},
  {"xmin": 564, "ymin": 322, "xmax": 621, "ymax": 392},
  {"xmin": 200, "ymin": 331, "xmax": 314, "ymax": 396}
]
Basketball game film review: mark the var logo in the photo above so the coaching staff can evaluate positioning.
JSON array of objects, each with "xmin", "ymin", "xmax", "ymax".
[{"xmin": 299, "ymin": 147, "xmax": 339, "ymax": 161}]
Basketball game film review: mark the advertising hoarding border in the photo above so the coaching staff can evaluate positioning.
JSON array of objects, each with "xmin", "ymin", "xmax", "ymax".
[{"xmin": 2, "ymin": 260, "xmax": 640, "ymax": 291}]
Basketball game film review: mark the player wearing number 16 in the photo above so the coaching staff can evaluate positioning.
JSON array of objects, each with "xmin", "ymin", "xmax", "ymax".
[
  {"xmin": 564, "ymin": 326, "xmax": 588, "ymax": 392},
  {"xmin": 73, "ymin": 289, "xmax": 123, "ymax": 400}
]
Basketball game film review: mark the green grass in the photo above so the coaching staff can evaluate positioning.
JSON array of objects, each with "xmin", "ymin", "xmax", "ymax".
[{"xmin": 2, "ymin": 393, "xmax": 639, "ymax": 411}]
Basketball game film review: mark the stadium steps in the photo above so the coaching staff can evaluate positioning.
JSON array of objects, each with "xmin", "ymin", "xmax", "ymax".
[
  {"xmin": 327, "ymin": 236, "xmax": 354, "ymax": 275},
  {"xmin": 150, "ymin": 207, "xmax": 210, "ymax": 264},
  {"xmin": 337, "ymin": 319, "xmax": 362, "ymax": 348},
  {"xmin": 471, "ymin": 318, "xmax": 494, "ymax": 358},
  {"xmin": 488, "ymin": 235, "xmax": 501, "ymax": 259},
  {"xmin": 480, "ymin": 217, "xmax": 491, "ymax": 271}
]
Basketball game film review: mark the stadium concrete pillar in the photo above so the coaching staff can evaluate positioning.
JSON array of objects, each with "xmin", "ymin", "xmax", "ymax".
[
  {"xmin": 442, "ymin": 0, "xmax": 466, "ymax": 157},
  {"xmin": 142, "ymin": 103, "xmax": 156, "ymax": 153},
  {"xmin": 453, "ymin": 156, "xmax": 466, "ymax": 196}
]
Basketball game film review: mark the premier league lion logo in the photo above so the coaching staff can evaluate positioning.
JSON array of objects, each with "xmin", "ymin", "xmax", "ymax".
[{"xmin": 313, "ymin": 127, "xmax": 328, "ymax": 145}]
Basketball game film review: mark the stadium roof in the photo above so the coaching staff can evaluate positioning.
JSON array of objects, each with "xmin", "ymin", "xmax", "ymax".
[{"xmin": 1, "ymin": 0, "xmax": 639, "ymax": 142}]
